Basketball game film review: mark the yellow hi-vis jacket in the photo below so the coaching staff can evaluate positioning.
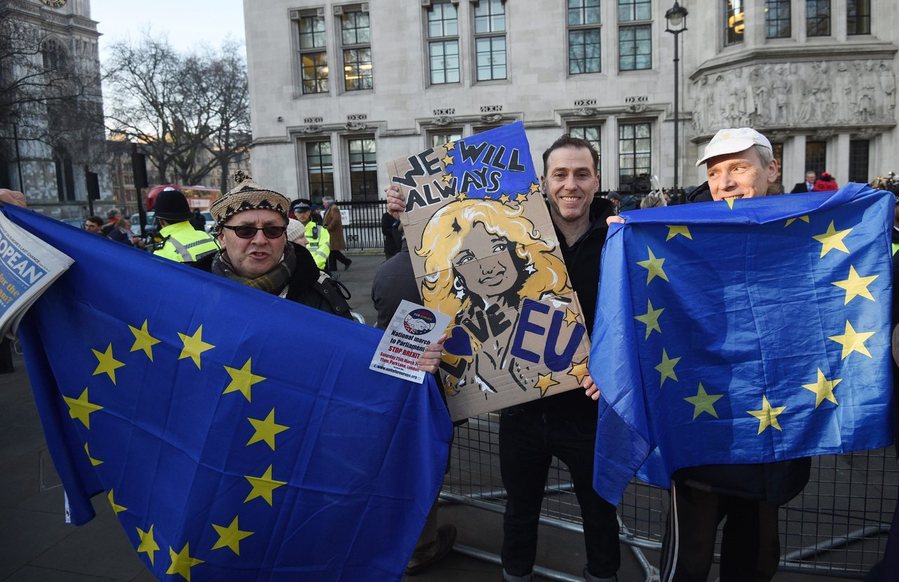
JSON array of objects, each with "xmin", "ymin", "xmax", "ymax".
[
  {"xmin": 305, "ymin": 221, "xmax": 330, "ymax": 270},
  {"xmin": 154, "ymin": 221, "xmax": 218, "ymax": 263}
]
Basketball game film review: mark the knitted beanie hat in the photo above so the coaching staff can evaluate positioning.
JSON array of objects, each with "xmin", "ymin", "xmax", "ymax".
[{"xmin": 210, "ymin": 171, "xmax": 290, "ymax": 229}]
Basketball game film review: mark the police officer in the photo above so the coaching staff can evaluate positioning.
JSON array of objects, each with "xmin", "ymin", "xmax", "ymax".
[
  {"xmin": 291, "ymin": 199, "xmax": 330, "ymax": 271},
  {"xmin": 153, "ymin": 187, "xmax": 218, "ymax": 263}
]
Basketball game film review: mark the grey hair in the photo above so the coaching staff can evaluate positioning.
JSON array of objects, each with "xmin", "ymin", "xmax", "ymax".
[{"xmin": 755, "ymin": 145, "xmax": 775, "ymax": 166}]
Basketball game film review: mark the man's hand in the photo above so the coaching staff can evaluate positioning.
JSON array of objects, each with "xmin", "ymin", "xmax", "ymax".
[
  {"xmin": 583, "ymin": 374, "xmax": 600, "ymax": 401},
  {"xmin": 385, "ymin": 185, "xmax": 406, "ymax": 219},
  {"xmin": 0, "ymin": 189, "xmax": 27, "ymax": 208},
  {"xmin": 606, "ymin": 216, "xmax": 624, "ymax": 226},
  {"xmin": 417, "ymin": 333, "xmax": 448, "ymax": 375}
]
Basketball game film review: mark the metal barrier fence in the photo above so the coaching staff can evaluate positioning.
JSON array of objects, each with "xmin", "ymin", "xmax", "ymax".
[
  {"xmin": 442, "ymin": 414, "xmax": 898, "ymax": 580},
  {"xmin": 339, "ymin": 200, "xmax": 388, "ymax": 251}
]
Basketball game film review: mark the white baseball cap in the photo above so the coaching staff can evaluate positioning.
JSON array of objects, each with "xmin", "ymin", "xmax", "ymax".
[{"xmin": 696, "ymin": 128, "xmax": 772, "ymax": 167}]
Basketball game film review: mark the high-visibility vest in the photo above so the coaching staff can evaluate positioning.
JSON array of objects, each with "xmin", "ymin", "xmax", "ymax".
[
  {"xmin": 154, "ymin": 221, "xmax": 219, "ymax": 263},
  {"xmin": 304, "ymin": 222, "xmax": 331, "ymax": 270}
]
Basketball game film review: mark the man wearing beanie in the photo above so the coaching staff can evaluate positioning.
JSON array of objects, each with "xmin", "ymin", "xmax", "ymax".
[
  {"xmin": 153, "ymin": 187, "xmax": 218, "ymax": 263},
  {"xmin": 197, "ymin": 173, "xmax": 351, "ymax": 317}
]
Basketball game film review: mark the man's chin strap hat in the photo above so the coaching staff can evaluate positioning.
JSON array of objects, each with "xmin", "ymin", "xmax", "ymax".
[
  {"xmin": 210, "ymin": 171, "xmax": 290, "ymax": 231},
  {"xmin": 696, "ymin": 127, "xmax": 772, "ymax": 166}
]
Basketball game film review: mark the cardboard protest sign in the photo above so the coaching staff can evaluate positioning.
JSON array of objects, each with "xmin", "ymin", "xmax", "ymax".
[{"xmin": 387, "ymin": 122, "xmax": 591, "ymax": 421}]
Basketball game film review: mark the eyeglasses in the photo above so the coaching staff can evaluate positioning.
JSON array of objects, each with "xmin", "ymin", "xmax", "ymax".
[{"xmin": 221, "ymin": 225, "xmax": 287, "ymax": 239}]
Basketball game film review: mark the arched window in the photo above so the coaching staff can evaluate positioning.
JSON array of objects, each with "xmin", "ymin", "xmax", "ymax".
[{"xmin": 42, "ymin": 38, "xmax": 68, "ymax": 71}]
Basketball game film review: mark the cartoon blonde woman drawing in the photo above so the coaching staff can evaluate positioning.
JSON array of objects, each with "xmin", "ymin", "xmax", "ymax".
[{"xmin": 416, "ymin": 197, "xmax": 571, "ymax": 395}]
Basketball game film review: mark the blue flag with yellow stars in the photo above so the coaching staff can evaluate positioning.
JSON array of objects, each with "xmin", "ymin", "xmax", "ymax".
[
  {"xmin": 590, "ymin": 183, "xmax": 894, "ymax": 506},
  {"xmin": 5, "ymin": 204, "xmax": 452, "ymax": 580}
]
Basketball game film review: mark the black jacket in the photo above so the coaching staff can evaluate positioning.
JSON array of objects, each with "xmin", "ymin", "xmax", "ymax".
[
  {"xmin": 508, "ymin": 196, "xmax": 613, "ymax": 422},
  {"xmin": 196, "ymin": 242, "xmax": 352, "ymax": 319}
]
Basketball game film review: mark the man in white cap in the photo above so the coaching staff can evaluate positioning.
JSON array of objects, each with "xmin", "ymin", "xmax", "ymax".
[
  {"xmin": 599, "ymin": 128, "xmax": 806, "ymax": 580},
  {"xmin": 660, "ymin": 128, "xmax": 809, "ymax": 581}
]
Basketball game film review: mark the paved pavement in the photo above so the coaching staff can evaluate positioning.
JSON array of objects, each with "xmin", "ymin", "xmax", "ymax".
[{"xmin": 0, "ymin": 252, "xmax": 862, "ymax": 580}]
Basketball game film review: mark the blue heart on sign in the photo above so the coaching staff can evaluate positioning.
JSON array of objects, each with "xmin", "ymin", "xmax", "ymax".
[{"xmin": 444, "ymin": 326, "xmax": 472, "ymax": 357}]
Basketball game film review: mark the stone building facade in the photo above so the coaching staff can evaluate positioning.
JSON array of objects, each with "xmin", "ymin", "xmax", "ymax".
[
  {"xmin": 0, "ymin": 0, "xmax": 111, "ymax": 218},
  {"xmin": 242, "ymin": 0, "xmax": 898, "ymax": 202}
]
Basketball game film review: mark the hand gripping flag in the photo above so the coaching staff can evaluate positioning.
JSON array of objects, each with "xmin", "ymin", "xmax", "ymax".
[
  {"xmin": 6, "ymin": 205, "xmax": 452, "ymax": 581},
  {"xmin": 590, "ymin": 184, "xmax": 894, "ymax": 505}
]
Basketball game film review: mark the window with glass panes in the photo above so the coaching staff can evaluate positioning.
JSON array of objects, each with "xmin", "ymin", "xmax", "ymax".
[
  {"xmin": 805, "ymin": 141, "xmax": 826, "ymax": 176},
  {"xmin": 348, "ymin": 138, "xmax": 378, "ymax": 201},
  {"xmin": 297, "ymin": 12, "xmax": 328, "ymax": 94},
  {"xmin": 567, "ymin": 126, "xmax": 601, "ymax": 164},
  {"xmin": 806, "ymin": 0, "xmax": 830, "ymax": 37},
  {"xmin": 619, "ymin": 123, "xmax": 651, "ymax": 192},
  {"xmin": 849, "ymin": 140, "xmax": 869, "ymax": 183},
  {"xmin": 474, "ymin": 0, "xmax": 507, "ymax": 81},
  {"xmin": 618, "ymin": 0, "xmax": 650, "ymax": 71},
  {"xmin": 847, "ymin": 0, "xmax": 870, "ymax": 36},
  {"xmin": 765, "ymin": 0, "xmax": 790, "ymax": 39},
  {"xmin": 427, "ymin": 2, "xmax": 460, "ymax": 85},
  {"xmin": 724, "ymin": 0, "xmax": 745, "ymax": 46},
  {"xmin": 430, "ymin": 130, "xmax": 464, "ymax": 148},
  {"xmin": 340, "ymin": 8, "xmax": 372, "ymax": 91},
  {"xmin": 305, "ymin": 140, "xmax": 334, "ymax": 203},
  {"xmin": 568, "ymin": 0, "xmax": 601, "ymax": 75}
]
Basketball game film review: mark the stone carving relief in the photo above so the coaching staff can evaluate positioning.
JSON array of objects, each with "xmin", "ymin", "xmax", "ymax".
[{"xmin": 690, "ymin": 59, "xmax": 896, "ymax": 134}]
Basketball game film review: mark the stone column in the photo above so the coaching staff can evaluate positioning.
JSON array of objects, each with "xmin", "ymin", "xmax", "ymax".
[
  {"xmin": 782, "ymin": 134, "xmax": 806, "ymax": 189},
  {"xmin": 832, "ymin": 133, "xmax": 851, "ymax": 186}
]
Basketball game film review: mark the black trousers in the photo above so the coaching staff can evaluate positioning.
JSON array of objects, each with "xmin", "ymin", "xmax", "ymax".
[
  {"xmin": 328, "ymin": 250, "xmax": 351, "ymax": 271},
  {"xmin": 499, "ymin": 410, "xmax": 620, "ymax": 578},
  {"xmin": 659, "ymin": 481, "xmax": 781, "ymax": 582}
]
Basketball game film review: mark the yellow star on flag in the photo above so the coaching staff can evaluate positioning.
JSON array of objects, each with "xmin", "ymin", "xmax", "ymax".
[
  {"xmin": 136, "ymin": 524, "xmax": 160, "ymax": 565},
  {"xmin": 499, "ymin": 193, "xmax": 511, "ymax": 204},
  {"xmin": 84, "ymin": 443, "xmax": 102, "ymax": 466},
  {"xmin": 129, "ymin": 320, "xmax": 160, "ymax": 361},
  {"xmin": 441, "ymin": 173, "xmax": 453, "ymax": 184},
  {"xmin": 92, "ymin": 344, "xmax": 125, "ymax": 384},
  {"xmin": 211, "ymin": 516, "xmax": 254, "ymax": 556},
  {"xmin": 634, "ymin": 300, "xmax": 664, "ymax": 339},
  {"xmin": 655, "ymin": 349, "xmax": 681, "ymax": 386},
  {"xmin": 637, "ymin": 247, "xmax": 669, "ymax": 284},
  {"xmin": 515, "ymin": 193, "xmax": 528, "ymax": 203},
  {"xmin": 666, "ymin": 225, "xmax": 692, "ymax": 241},
  {"xmin": 813, "ymin": 220, "xmax": 852, "ymax": 257},
  {"xmin": 828, "ymin": 320, "xmax": 874, "ymax": 359},
  {"xmin": 457, "ymin": 192, "xmax": 468, "ymax": 201},
  {"xmin": 244, "ymin": 465, "xmax": 287, "ymax": 506},
  {"xmin": 563, "ymin": 307, "xmax": 579, "ymax": 327},
  {"xmin": 724, "ymin": 198, "xmax": 736, "ymax": 209},
  {"xmin": 166, "ymin": 543, "xmax": 204, "ymax": 581},
  {"xmin": 247, "ymin": 408, "xmax": 289, "ymax": 450},
  {"xmin": 178, "ymin": 325, "xmax": 214, "ymax": 369},
  {"xmin": 567, "ymin": 357, "xmax": 589, "ymax": 384},
  {"xmin": 442, "ymin": 154, "xmax": 454, "ymax": 166},
  {"xmin": 535, "ymin": 372, "xmax": 559, "ymax": 397},
  {"xmin": 802, "ymin": 368, "xmax": 841, "ymax": 408},
  {"xmin": 784, "ymin": 215, "xmax": 810, "ymax": 227},
  {"xmin": 529, "ymin": 182, "xmax": 541, "ymax": 194},
  {"xmin": 832, "ymin": 265, "xmax": 878, "ymax": 305},
  {"xmin": 445, "ymin": 140, "xmax": 455, "ymax": 150},
  {"xmin": 223, "ymin": 358, "xmax": 266, "ymax": 402},
  {"xmin": 107, "ymin": 489, "xmax": 127, "ymax": 514},
  {"xmin": 64, "ymin": 388, "xmax": 103, "ymax": 429},
  {"xmin": 747, "ymin": 395, "xmax": 786, "ymax": 435},
  {"xmin": 684, "ymin": 383, "xmax": 723, "ymax": 419}
]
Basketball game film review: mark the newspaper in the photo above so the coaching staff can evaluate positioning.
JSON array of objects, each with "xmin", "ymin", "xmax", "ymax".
[{"xmin": 0, "ymin": 212, "xmax": 73, "ymax": 338}]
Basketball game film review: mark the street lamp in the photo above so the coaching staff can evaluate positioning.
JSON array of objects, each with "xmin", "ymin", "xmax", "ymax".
[{"xmin": 665, "ymin": 1, "xmax": 688, "ymax": 203}]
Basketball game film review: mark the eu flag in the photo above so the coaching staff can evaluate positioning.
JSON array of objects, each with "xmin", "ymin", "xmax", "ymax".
[
  {"xmin": 7, "ymin": 205, "xmax": 452, "ymax": 580},
  {"xmin": 590, "ymin": 184, "xmax": 894, "ymax": 506}
]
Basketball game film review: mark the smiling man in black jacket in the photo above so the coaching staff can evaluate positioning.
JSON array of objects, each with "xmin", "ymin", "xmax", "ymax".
[{"xmin": 498, "ymin": 135, "xmax": 619, "ymax": 582}]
